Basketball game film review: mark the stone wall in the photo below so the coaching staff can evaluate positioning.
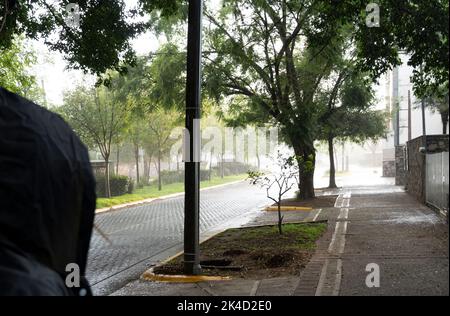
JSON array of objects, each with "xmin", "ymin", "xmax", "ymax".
[
  {"xmin": 405, "ymin": 135, "xmax": 449, "ymax": 203},
  {"xmin": 382, "ymin": 148, "xmax": 395, "ymax": 177},
  {"xmin": 383, "ymin": 161, "xmax": 395, "ymax": 177},
  {"xmin": 426, "ymin": 135, "xmax": 449, "ymax": 153},
  {"xmin": 406, "ymin": 136, "xmax": 426, "ymax": 202},
  {"xmin": 395, "ymin": 145, "xmax": 406, "ymax": 186}
]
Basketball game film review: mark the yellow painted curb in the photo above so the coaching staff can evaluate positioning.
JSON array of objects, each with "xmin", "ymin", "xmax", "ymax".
[
  {"xmin": 265, "ymin": 206, "xmax": 312, "ymax": 211},
  {"xmin": 141, "ymin": 269, "xmax": 231, "ymax": 283}
]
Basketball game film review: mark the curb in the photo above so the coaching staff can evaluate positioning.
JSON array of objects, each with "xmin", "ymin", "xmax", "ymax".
[
  {"xmin": 141, "ymin": 268, "xmax": 231, "ymax": 283},
  {"xmin": 265, "ymin": 206, "xmax": 313, "ymax": 211},
  {"xmin": 95, "ymin": 179, "xmax": 246, "ymax": 214}
]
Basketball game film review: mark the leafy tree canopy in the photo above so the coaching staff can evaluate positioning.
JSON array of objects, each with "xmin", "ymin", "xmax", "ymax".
[
  {"xmin": 0, "ymin": 35, "xmax": 36, "ymax": 93},
  {"xmin": 2, "ymin": 1, "xmax": 446, "ymax": 96},
  {"xmin": 0, "ymin": 0, "xmax": 183, "ymax": 76}
]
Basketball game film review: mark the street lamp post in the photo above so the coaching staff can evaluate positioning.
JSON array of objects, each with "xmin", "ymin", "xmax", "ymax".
[{"xmin": 184, "ymin": 0, "xmax": 203, "ymax": 275}]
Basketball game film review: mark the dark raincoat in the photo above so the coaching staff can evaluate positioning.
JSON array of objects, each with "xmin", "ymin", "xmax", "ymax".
[{"xmin": 0, "ymin": 87, "xmax": 96, "ymax": 296}]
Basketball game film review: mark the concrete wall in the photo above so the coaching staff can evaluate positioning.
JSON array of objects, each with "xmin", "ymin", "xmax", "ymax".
[{"xmin": 405, "ymin": 135, "xmax": 449, "ymax": 203}]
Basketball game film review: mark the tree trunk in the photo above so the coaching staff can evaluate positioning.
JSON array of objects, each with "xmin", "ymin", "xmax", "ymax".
[
  {"xmin": 341, "ymin": 143, "xmax": 345, "ymax": 172},
  {"xmin": 168, "ymin": 153, "xmax": 171, "ymax": 171},
  {"xmin": 221, "ymin": 154, "xmax": 225, "ymax": 178},
  {"xmin": 256, "ymin": 153, "xmax": 261, "ymax": 171},
  {"xmin": 209, "ymin": 149, "xmax": 213, "ymax": 181},
  {"xmin": 294, "ymin": 145, "xmax": 316, "ymax": 200},
  {"xmin": 299, "ymin": 170, "xmax": 315, "ymax": 199},
  {"xmin": 143, "ymin": 157, "xmax": 150, "ymax": 185},
  {"xmin": 134, "ymin": 144, "xmax": 140, "ymax": 185},
  {"xmin": 105, "ymin": 156, "xmax": 111, "ymax": 198},
  {"xmin": 328, "ymin": 134, "xmax": 337, "ymax": 188},
  {"xmin": 277, "ymin": 201, "xmax": 283, "ymax": 235},
  {"xmin": 441, "ymin": 111, "xmax": 449, "ymax": 134},
  {"xmin": 158, "ymin": 151, "xmax": 162, "ymax": 191},
  {"xmin": 255, "ymin": 128, "xmax": 260, "ymax": 171},
  {"xmin": 334, "ymin": 145, "xmax": 339, "ymax": 172},
  {"xmin": 116, "ymin": 145, "xmax": 120, "ymax": 175}
]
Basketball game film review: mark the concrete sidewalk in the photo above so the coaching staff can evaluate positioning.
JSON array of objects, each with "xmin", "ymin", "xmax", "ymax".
[{"xmin": 110, "ymin": 185, "xmax": 449, "ymax": 296}]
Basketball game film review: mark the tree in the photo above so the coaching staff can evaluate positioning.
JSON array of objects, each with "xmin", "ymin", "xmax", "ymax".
[
  {"xmin": 202, "ymin": 1, "xmax": 355, "ymax": 199},
  {"xmin": 146, "ymin": 108, "xmax": 181, "ymax": 190},
  {"xmin": 353, "ymin": 0, "xmax": 449, "ymax": 98},
  {"xmin": 0, "ymin": 36, "xmax": 39, "ymax": 96},
  {"xmin": 248, "ymin": 152, "xmax": 299, "ymax": 234},
  {"xmin": 59, "ymin": 81, "xmax": 131, "ymax": 197},
  {"xmin": 316, "ymin": 66, "xmax": 388, "ymax": 188},
  {"xmin": 2, "ymin": 1, "xmax": 446, "ymax": 95},
  {"xmin": 0, "ymin": 0, "xmax": 183, "ymax": 77},
  {"xmin": 2, "ymin": 0, "xmax": 447, "ymax": 193},
  {"xmin": 127, "ymin": 113, "xmax": 147, "ymax": 185},
  {"xmin": 423, "ymin": 85, "xmax": 449, "ymax": 134},
  {"xmin": 113, "ymin": 57, "xmax": 151, "ymax": 185}
]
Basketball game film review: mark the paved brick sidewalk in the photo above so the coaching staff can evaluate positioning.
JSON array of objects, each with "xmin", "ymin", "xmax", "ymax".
[{"xmin": 110, "ymin": 184, "xmax": 449, "ymax": 296}]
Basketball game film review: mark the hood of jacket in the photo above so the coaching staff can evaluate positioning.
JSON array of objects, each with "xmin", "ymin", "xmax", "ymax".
[{"xmin": 0, "ymin": 87, "xmax": 96, "ymax": 277}]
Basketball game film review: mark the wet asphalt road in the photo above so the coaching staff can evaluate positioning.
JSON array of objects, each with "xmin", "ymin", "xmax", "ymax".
[{"xmin": 86, "ymin": 181, "xmax": 271, "ymax": 295}]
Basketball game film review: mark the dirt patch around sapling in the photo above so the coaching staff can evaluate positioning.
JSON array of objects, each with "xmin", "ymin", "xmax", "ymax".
[
  {"xmin": 277, "ymin": 195, "xmax": 338, "ymax": 208},
  {"xmin": 153, "ymin": 222, "xmax": 327, "ymax": 279}
]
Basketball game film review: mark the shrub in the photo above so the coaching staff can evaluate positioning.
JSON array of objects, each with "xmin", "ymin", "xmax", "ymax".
[
  {"xmin": 159, "ymin": 169, "xmax": 212, "ymax": 185},
  {"xmin": 160, "ymin": 170, "xmax": 183, "ymax": 185},
  {"xmin": 96, "ymin": 175, "xmax": 133, "ymax": 198},
  {"xmin": 213, "ymin": 161, "xmax": 251, "ymax": 177},
  {"xmin": 127, "ymin": 180, "xmax": 135, "ymax": 194}
]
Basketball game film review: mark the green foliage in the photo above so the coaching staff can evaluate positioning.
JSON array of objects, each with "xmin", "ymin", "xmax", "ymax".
[
  {"xmin": 213, "ymin": 161, "xmax": 252, "ymax": 177},
  {"xmin": 1, "ymin": 1, "xmax": 142, "ymax": 76},
  {"xmin": 295, "ymin": 154, "xmax": 315, "ymax": 174},
  {"xmin": 422, "ymin": 85, "xmax": 449, "ymax": 133},
  {"xmin": 353, "ymin": 0, "xmax": 449, "ymax": 98},
  {"xmin": 157, "ymin": 169, "xmax": 212, "ymax": 186},
  {"xmin": 0, "ymin": 36, "xmax": 37, "ymax": 95},
  {"xmin": 0, "ymin": 0, "xmax": 183, "ymax": 76},
  {"xmin": 149, "ymin": 43, "xmax": 186, "ymax": 111},
  {"xmin": 203, "ymin": 1, "xmax": 344, "ymax": 155},
  {"xmin": 95, "ymin": 174, "xmax": 133, "ymax": 198},
  {"xmin": 146, "ymin": 108, "xmax": 182, "ymax": 155},
  {"xmin": 2, "ymin": 0, "xmax": 446, "ymax": 99},
  {"xmin": 58, "ymin": 79, "xmax": 131, "ymax": 158},
  {"xmin": 317, "ymin": 69, "xmax": 388, "ymax": 144}
]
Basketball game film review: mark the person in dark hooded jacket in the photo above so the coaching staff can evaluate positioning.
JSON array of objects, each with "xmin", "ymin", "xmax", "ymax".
[{"xmin": 0, "ymin": 87, "xmax": 96, "ymax": 296}]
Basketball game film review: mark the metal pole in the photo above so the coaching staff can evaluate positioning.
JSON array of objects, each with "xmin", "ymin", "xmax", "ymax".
[
  {"xmin": 421, "ymin": 98, "xmax": 426, "ymax": 137},
  {"xmin": 407, "ymin": 90, "xmax": 412, "ymax": 141},
  {"xmin": 184, "ymin": 0, "xmax": 203, "ymax": 275},
  {"xmin": 392, "ymin": 67, "xmax": 400, "ymax": 146}
]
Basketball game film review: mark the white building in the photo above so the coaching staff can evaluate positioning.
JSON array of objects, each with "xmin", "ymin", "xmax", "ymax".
[
  {"xmin": 378, "ymin": 54, "xmax": 447, "ymax": 148},
  {"xmin": 374, "ymin": 54, "xmax": 447, "ymax": 176}
]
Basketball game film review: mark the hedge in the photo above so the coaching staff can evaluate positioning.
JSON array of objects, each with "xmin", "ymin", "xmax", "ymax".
[
  {"xmin": 212, "ymin": 161, "xmax": 251, "ymax": 177},
  {"xmin": 156, "ymin": 169, "xmax": 211, "ymax": 186},
  {"xmin": 96, "ymin": 175, "xmax": 134, "ymax": 198}
]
